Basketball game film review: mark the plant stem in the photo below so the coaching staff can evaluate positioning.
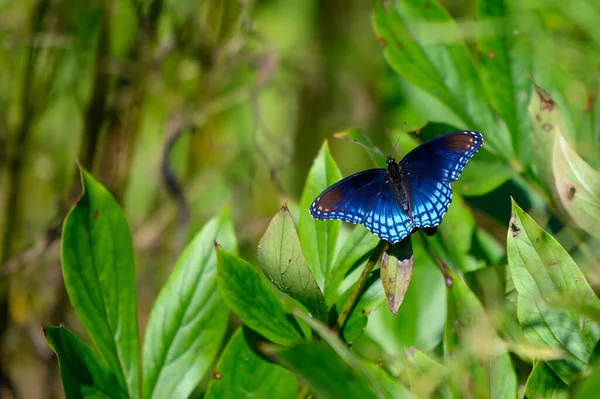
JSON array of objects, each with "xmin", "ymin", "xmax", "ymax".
[
  {"xmin": 334, "ymin": 239, "xmax": 388, "ymax": 332},
  {"xmin": 296, "ymin": 385, "xmax": 311, "ymax": 399}
]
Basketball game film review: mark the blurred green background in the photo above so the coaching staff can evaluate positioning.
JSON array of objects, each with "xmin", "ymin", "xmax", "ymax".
[{"xmin": 1, "ymin": 0, "xmax": 600, "ymax": 397}]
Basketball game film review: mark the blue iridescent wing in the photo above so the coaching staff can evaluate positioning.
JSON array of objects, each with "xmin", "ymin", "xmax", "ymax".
[
  {"xmin": 400, "ymin": 131, "xmax": 482, "ymax": 182},
  {"xmin": 310, "ymin": 168, "xmax": 387, "ymax": 224},
  {"xmin": 363, "ymin": 183, "xmax": 414, "ymax": 243},
  {"xmin": 400, "ymin": 131, "xmax": 482, "ymax": 228}
]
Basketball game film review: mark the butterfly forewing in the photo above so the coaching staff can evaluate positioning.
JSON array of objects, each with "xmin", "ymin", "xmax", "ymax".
[
  {"xmin": 399, "ymin": 131, "xmax": 482, "ymax": 182},
  {"xmin": 310, "ymin": 168, "xmax": 387, "ymax": 224}
]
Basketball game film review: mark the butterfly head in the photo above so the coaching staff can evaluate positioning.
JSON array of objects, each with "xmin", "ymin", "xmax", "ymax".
[{"xmin": 386, "ymin": 156, "xmax": 397, "ymax": 166}]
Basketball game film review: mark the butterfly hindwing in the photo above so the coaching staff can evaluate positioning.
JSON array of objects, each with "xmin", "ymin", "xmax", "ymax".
[
  {"xmin": 399, "ymin": 131, "xmax": 482, "ymax": 182},
  {"xmin": 310, "ymin": 168, "xmax": 387, "ymax": 224},
  {"xmin": 364, "ymin": 183, "xmax": 414, "ymax": 243},
  {"xmin": 405, "ymin": 176, "xmax": 452, "ymax": 229}
]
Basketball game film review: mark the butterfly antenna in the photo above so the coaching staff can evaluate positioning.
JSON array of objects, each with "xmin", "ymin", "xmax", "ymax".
[
  {"xmin": 391, "ymin": 122, "xmax": 407, "ymax": 157},
  {"xmin": 351, "ymin": 139, "xmax": 385, "ymax": 157}
]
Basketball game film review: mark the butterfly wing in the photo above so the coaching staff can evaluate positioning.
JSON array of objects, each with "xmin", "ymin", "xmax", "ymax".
[
  {"xmin": 400, "ymin": 131, "xmax": 482, "ymax": 182},
  {"xmin": 400, "ymin": 131, "xmax": 482, "ymax": 228},
  {"xmin": 363, "ymin": 183, "xmax": 414, "ymax": 243},
  {"xmin": 310, "ymin": 168, "xmax": 387, "ymax": 224}
]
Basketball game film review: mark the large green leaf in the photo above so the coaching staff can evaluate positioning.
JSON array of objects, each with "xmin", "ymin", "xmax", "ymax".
[
  {"xmin": 507, "ymin": 199, "xmax": 600, "ymax": 383},
  {"xmin": 44, "ymin": 326, "xmax": 126, "ymax": 399},
  {"xmin": 477, "ymin": 0, "xmax": 531, "ymax": 167},
  {"xmin": 372, "ymin": 0, "xmax": 512, "ymax": 159},
  {"xmin": 216, "ymin": 246, "xmax": 303, "ymax": 346},
  {"xmin": 443, "ymin": 263, "xmax": 517, "ymax": 398},
  {"xmin": 455, "ymin": 160, "xmax": 515, "ymax": 197},
  {"xmin": 142, "ymin": 208, "xmax": 237, "ymax": 399},
  {"xmin": 205, "ymin": 327, "xmax": 297, "ymax": 399},
  {"xmin": 293, "ymin": 310, "xmax": 404, "ymax": 399},
  {"xmin": 528, "ymin": 84, "xmax": 570, "ymax": 190},
  {"xmin": 552, "ymin": 133, "xmax": 600, "ymax": 238},
  {"xmin": 61, "ymin": 168, "xmax": 139, "ymax": 398},
  {"xmin": 326, "ymin": 225, "xmax": 379, "ymax": 306},
  {"xmin": 257, "ymin": 204, "xmax": 327, "ymax": 321},
  {"xmin": 298, "ymin": 141, "xmax": 342, "ymax": 293},
  {"xmin": 263, "ymin": 340, "xmax": 379, "ymax": 399},
  {"xmin": 524, "ymin": 361, "xmax": 568, "ymax": 399}
]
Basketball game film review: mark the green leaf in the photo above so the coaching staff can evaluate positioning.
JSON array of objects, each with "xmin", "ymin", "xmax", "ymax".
[
  {"xmin": 437, "ymin": 194, "xmax": 479, "ymax": 273},
  {"xmin": 367, "ymin": 242, "xmax": 446, "ymax": 353},
  {"xmin": 507, "ymin": 199, "xmax": 600, "ymax": 383},
  {"xmin": 476, "ymin": 0, "xmax": 531, "ymax": 167},
  {"xmin": 298, "ymin": 141, "xmax": 342, "ymax": 293},
  {"xmin": 552, "ymin": 133, "xmax": 600, "ymax": 238},
  {"xmin": 44, "ymin": 325, "xmax": 126, "ymax": 399},
  {"xmin": 528, "ymin": 84, "xmax": 570, "ymax": 190},
  {"xmin": 337, "ymin": 269, "xmax": 386, "ymax": 344},
  {"xmin": 263, "ymin": 341, "xmax": 379, "ymax": 399},
  {"xmin": 292, "ymin": 310, "xmax": 402, "ymax": 399},
  {"xmin": 257, "ymin": 204, "xmax": 327, "ymax": 322},
  {"xmin": 372, "ymin": 0, "xmax": 512, "ymax": 159},
  {"xmin": 405, "ymin": 348, "xmax": 448, "ymax": 399},
  {"xmin": 524, "ymin": 361, "xmax": 568, "ymax": 399},
  {"xmin": 216, "ymin": 246, "xmax": 303, "ymax": 346},
  {"xmin": 442, "ymin": 263, "xmax": 517, "ymax": 398},
  {"xmin": 205, "ymin": 327, "xmax": 297, "ymax": 399},
  {"xmin": 61, "ymin": 167, "xmax": 139, "ymax": 398},
  {"xmin": 455, "ymin": 160, "xmax": 515, "ymax": 196},
  {"xmin": 333, "ymin": 128, "xmax": 387, "ymax": 166},
  {"xmin": 381, "ymin": 238, "xmax": 414, "ymax": 314},
  {"xmin": 326, "ymin": 225, "xmax": 379, "ymax": 306},
  {"xmin": 142, "ymin": 208, "xmax": 237, "ymax": 399}
]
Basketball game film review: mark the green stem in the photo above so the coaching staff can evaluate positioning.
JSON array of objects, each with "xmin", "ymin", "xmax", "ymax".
[{"xmin": 334, "ymin": 239, "xmax": 388, "ymax": 332}]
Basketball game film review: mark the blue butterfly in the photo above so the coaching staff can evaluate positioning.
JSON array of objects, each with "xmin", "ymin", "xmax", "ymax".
[{"xmin": 310, "ymin": 131, "xmax": 483, "ymax": 243}]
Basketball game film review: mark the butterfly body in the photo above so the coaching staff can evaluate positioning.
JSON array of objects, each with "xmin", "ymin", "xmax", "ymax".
[{"xmin": 310, "ymin": 131, "xmax": 482, "ymax": 243}]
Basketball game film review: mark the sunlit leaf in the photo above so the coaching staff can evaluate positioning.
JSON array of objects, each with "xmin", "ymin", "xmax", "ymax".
[
  {"xmin": 477, "ymin": 0, "xmax": 531, "ymax": 167},
  {"xmin": 216, "ymin": 246, "xmax": 303, "ymax": 346},
  {"xmin": 552, "ymin": 133, "xmax": 600, "ymax": 238},
  {"xmin": 44, "ymin": 326, "xmax": 126, "ymax": 399},
  {"xmin": 205, "ymin": 327, "xmax": 297, "ymax": 399},
  {"xmin": 381, "ymin": 238, "xmax": 414, "ymax": 314},
  {"xmin": 61, "ymin": 167, "xmax": 139, "ymax": 398},
  {"xmin": 507, "ymin": 199, "xmax": 600, "ymax": 383},
  {"xmin": 142, "ymin": 208, "xmax": 237, "ymax": 399},
  {"xmin": 299, "ymin": 141, "xmax": 342, "ymax": 294},
  {"xmin": 372, "ymin": 0, "xmax": 512, "ymax": 159},
  {"xmin": 257, "ymin": 204, "xmax": 326, "ymax": 321},
  {"xmin": 442, "ymin": 263, "xmax": 517, "ymax": 398}
]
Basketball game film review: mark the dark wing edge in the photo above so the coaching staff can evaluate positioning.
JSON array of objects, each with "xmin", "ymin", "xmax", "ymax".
[{"xmin": 310, "ymin": 168, "xmax": 387, "ymax": 225}]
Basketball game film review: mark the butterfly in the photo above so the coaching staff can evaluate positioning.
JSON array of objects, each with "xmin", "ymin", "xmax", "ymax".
[{"xmin": 310, "ymin": 131, "xmax": 483, "ymax": 243}]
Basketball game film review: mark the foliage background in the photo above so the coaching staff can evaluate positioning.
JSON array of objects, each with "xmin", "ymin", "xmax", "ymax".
[{"xmin": 0, "ymin": 0, "xmax": 599, "ymax": 397}]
